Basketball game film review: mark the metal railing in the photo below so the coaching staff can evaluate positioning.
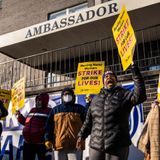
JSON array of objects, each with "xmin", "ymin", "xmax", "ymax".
[{"xmin": 0, "ymin": 24, "xmax": 160, "ymax": 91}]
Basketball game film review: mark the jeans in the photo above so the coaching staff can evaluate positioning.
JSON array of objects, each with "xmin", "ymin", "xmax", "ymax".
[
  {"xmin": 23, "ymin": 142, "xmax": 46, "ymax": 160},
  {"xmin": 54, "ymin": 149, "xmax": 82, "ymax": 160},
  {"xmin": 89, "ymin": 147, "xmax": 129, "ymax": 160}
]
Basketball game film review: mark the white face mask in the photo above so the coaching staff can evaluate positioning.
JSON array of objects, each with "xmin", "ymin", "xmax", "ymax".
[{"xmin": 63, "ymin": 95, "xmax": 73, "ymax": 103}]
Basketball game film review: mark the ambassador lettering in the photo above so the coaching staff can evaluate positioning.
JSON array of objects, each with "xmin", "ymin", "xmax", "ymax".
[{"xmin": 25, "ymin": 2, "xmax": 118, "ymax": 38}]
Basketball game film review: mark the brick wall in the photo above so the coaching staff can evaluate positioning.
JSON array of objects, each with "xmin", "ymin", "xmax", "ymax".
[
  {"xmin": 143, "ymin": 71, "xmax": 159, "ymax": 118},
  {"xmin": 118, "ymin": 69, "xmax": 159, "ymax": 119},
  {"xmin": 0, "ymin": 0, "xmax": 92, "ymax": 35}
]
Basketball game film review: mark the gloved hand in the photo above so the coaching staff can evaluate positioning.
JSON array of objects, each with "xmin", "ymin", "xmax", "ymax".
[
  {"xmin": 15, "ymin": 110, "xmax": 21, "ymax": 118},
  {"xmin": 85, "ymin": 94, "xmax": 92, "ymax": 104},
  {"xmin": 131, "ymin": 63, "xmax": 141, "ymax": 76},
  {"xmin": 76, "ymin": 137, "xmax": 85, "ymax": 150},
  {"xmin": 45, "ymin": 141, "xmax": 53, "ymax": 150}
]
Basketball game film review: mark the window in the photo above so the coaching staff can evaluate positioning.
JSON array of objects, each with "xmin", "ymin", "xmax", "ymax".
[
  {"xmin": 49, "ymin": 10, "xmax": 66, "ymax": 20},
  {"xmin": 0, "ymin": 0, "xmax": 3, "ymax": 9},
  {"xmin": 48, "ymin": 3, "xmax": 88, "ymax": 20},
  {"xmin": 68, "ymin": 3, "xmax": 88, "ymax": 14}
]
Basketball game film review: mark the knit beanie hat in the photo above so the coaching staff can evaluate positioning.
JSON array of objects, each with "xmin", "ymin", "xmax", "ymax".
[{"xmin": 102, "ymin": 70, "xmax": 117, "ymax": 84}]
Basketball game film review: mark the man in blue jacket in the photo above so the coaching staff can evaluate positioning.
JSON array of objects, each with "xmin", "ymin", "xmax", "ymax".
[{"xmin": 45, "ymin": 87, "xmax": 86, "ymax": 160}]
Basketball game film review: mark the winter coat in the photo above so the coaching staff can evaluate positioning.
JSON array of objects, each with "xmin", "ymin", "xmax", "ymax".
[
  {"xmin": 18, "ymin": 106, "xmax": 51, "ymax": 144},
  {"xmin": 78, "ymin": 64, "xmax": 146, "ymax": 151},
  {"xmin": 138, "ymin": 105, "xmax": 160, "ymax": 160},
  {"xmin": 45, "ymin": 102, "xmax": 86, "ymax": 150}
]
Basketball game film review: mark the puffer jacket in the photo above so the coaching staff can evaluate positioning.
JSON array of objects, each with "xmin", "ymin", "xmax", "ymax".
[
  {"xmin": 78, "ymin": 64, "xmax": 146, "ymax": 151},
  {"xmin": 45, "ymin": 87, "xmax": 86, "ymax": 150},
  {"xmin": 45, "ymin": 103, "xmax": 86, "ymax": 150},
  {"xmin": 18, "ymin": 106, "xmax": 52, "ymax": 144}
]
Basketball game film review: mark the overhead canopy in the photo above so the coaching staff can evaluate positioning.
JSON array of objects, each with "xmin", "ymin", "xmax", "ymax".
[{"xmin": 0, "ymin": 0, "xmax": 159, "ymax": 61}]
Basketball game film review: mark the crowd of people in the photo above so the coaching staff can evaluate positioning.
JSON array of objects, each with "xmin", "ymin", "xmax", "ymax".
[{"xmin": 1, "ymin": 62, "xmax": 159, "ymax": 160}]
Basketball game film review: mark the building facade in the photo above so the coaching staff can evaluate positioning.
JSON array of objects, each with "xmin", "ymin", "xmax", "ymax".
[{"xmin": 0, "ymin": 0, "xmax": 160, "ymax": 159}]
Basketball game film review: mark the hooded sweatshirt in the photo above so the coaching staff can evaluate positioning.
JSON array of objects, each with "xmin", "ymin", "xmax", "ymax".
[{"xmin": 17, "ymin": 93, "xmax": 52, "ymax": 144}]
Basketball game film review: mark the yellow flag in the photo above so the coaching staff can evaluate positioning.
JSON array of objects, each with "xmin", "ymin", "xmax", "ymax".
[
  {"xmin": 75, "ymin": 61, "xmax": 105, "ymax": 95},
  {"xmin": 112, "ymin": 5, "xmax": 136, "ymax": 71}
]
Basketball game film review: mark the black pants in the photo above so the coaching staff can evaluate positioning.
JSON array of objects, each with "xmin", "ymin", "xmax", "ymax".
[
  {"xmin": 23, "ymin": 142, "xmax": 46, "ymax": 160},
  {"xmin": 89, "ymin": 147, "xmax": 129, "ymax": 160}
]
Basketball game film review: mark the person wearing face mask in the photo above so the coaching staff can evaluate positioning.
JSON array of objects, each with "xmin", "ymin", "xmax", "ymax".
[
  {"xmin": 44, "ymin": 87, "xmax": 86, "ymax": 160},
  {"xmin": 16, "ymin": 93, "xmax": 52, "ymax": 160},
  {"xmin": 76, "ymin": 63, "xmax": 147, "ymax": 160}
]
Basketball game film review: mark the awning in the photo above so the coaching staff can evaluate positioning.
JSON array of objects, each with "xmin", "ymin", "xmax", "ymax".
[{"xmin": 0, "ymin": 0, "xmax": 159, "ymax": 60}]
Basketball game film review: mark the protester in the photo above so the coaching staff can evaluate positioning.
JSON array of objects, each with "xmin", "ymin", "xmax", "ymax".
[
  {"xmin": 45, "ymin": 87, "xmax": 86, "ymax": 160},
  {"xmin": 0, "ymin": 100, "xmax": 8, "ymax": 151},
  {"xmin": 138, "ymin": 100, "xmax": 160, "ymax": 160},
  {"xmin": 76, "ymin": 63, "xmax": 146, "ymax": 160},
  {"xmin": 16, "ymin": 93, "xmax": 52, "ymax": 160},
  {"xmin": 0, "ymin": 100, "xmax": 8, "ymax": 135}
]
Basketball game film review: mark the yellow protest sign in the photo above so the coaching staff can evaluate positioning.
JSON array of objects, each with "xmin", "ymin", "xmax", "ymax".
[
  {"xmin": 11, "ymin": 77, "xmax": 25, "ymax": 114},
  {"xmin": 75, "ymin": 61, "xmax": 105, "ymax": 95},
  {"xmin": 112, "ymin": 5, "xmax": 136, "ymax": 71},
  {"xmin": 0, "ymin": 89, "xmax": 11, "ymax": 110},
  {"xmin": 158, "ymin": 74, "xmax": 160, "ymax": 102}
]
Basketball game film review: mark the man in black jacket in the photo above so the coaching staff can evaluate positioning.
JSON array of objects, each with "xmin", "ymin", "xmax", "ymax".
[{"xmin": 76, "ymin": 63, "xmax": 146, "ymax": 160}]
